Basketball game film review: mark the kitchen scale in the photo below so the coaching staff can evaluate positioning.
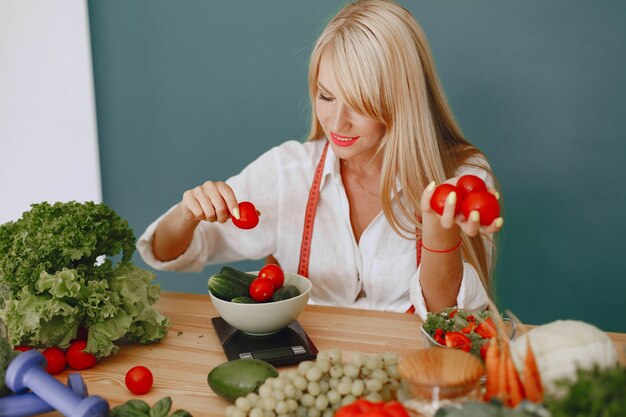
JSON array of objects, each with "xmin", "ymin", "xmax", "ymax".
[{"xmin": 211, "ymin": 317, "xmax": 318, "ymax": 367}]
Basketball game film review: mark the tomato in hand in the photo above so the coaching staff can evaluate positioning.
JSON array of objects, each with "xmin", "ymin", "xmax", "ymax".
[
  {"xmin": 460, "ymin": 190, "xmax": 500, "ymax": 225},
  {"xmin": 429, "ymin": 184, "xmax": 461, "ymax": 216},
  {"xmin": 42, "ymin": 347, "xmax": 66, "ymax": 375},
  {"xmin": 231, "ymin": 201, "xmax": 259, "ymax": 229},
  {"xmin": 125, "ymin": 365, "xmax": 154, "ymax": 395},
  {"xmin": 249, "ymin": 278, "xmax": 274, "ymax": 302},
  {"xmin": 66, "ymin": 340, "xmax": 97, "ymax": 370},
  {"xmin": 456, "ymin": 174, "xmax": 487, "ymax": 201},
  {"xmin": 475, "ymin": 317, "xmax": 497, "ymax": 339},
  {"xmin": 258, "ymin": 264, "xmax": 284, "ymax": 289},
  {"xmin": 445, "ymin": 331, "xmax": 472, "ymax": 352}
]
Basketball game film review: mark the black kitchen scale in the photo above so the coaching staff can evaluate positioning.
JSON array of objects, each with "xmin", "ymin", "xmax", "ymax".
[{"xmin": 211, "ymin": 317, "xmax": 318, "ymax": 367}]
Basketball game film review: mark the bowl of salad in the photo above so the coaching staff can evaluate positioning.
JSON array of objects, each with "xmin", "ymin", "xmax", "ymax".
[{"xmin": 421, "ymin": 308, "xmax": 516, "ymax": 360}]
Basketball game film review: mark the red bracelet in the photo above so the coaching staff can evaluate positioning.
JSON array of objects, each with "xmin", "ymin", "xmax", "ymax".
[{"xmin": 420, "ymin": 238, "xmax": 462, "ymax": 253}]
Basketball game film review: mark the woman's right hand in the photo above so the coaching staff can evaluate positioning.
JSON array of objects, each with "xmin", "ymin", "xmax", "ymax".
[{"xmin": 179, "ymin": 181, "xmax": 240, "ymax": 223}]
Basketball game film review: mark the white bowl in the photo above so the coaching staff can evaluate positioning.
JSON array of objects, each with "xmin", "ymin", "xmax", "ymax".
[{"xmin": 209, "ymin": 271, "xmax": 311, "ymax": 336}]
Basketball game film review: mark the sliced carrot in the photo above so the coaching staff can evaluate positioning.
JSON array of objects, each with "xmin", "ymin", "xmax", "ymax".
[
  {"xmin": 484, "ymin": 338, "xmax": 500, "ymax": 401},
  {"xmin": 522, "ymin": 338, "xmax": 544, "ymax": 403},
  {"xmin": 505, "ymin": 346, "xmax": 524, "ymax": 407}
]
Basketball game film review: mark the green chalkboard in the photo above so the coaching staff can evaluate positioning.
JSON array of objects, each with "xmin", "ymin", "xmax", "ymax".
[{"xmin": 88, "ymin": 1, "xmax": 626, "ymax": 332}]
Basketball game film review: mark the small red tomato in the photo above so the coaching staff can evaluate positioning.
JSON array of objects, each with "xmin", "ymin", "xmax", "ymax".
[
  {"xmin": 66, "ymin": 340, "xmax": 97, "ymax": 370},
  {"xmin": 42, "ymin": 347, "xmax": 66, "ymax": 375},
  {"xmin": 456, "ymin": 174, "xmax": 487, "ymax": 201},
  {"xmin": 258, "ymin": 264, "xmax": 284, "ymax": 289},
  {"xmin": 13, "ymin": 346, "xmax": 33, "ymax": 352},
  {"xmin": 231, "ymin": 201, "xmax": 259, "ymax": 229},
  {"xmin": 475, "ymin": 317, "xmax": 497, "ymax": 339},
  {"xmin": 429, "ymin": 184, "xmax": 461, "ymax": 216},
  {"xmin": 249, "ymin": 278, "xmax": 275, "ymax": 302},
  {"xmin": 460, "ymin": 190, "xmax": 500, "ymax": 225},
  {"xmin": 383, "ymin": 401, "xmax": 411, "ymax": 417},
  {"xmin": 125, "ymin": 365, "xmax": 154, "ymax": 395},
  {"xmin": 445, "ymin": 331, "xmax": 472, "ymax": 352}
]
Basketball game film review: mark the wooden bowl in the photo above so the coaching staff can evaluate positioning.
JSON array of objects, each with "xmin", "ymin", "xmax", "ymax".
[{"xmin": 398, "ymin": 348, "xmax": 484, "ymax": 400}]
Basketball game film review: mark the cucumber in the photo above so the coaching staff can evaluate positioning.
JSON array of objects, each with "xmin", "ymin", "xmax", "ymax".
[
  {"xmin": 230, "ymin": 296, "xmax": 257, "ymax": 304},
  {"xmin": 207, "ymin": 359, "xmax": 278, "ymax": 402},
  {"xmin": 271, "ymin": 284, "xmax": 300, "ymax": 302},
  {"xmin": 207, "ymin": 273, "xmax": 249, "ymax": 301},
  {"xmin": 219, "ymin": 266, "xmax": 257, "ymax": 286}
]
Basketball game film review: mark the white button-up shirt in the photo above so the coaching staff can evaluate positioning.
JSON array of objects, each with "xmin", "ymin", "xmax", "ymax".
[{"xmin": 137, "ymin": 139, "xmax": 490, "ymax": 319}]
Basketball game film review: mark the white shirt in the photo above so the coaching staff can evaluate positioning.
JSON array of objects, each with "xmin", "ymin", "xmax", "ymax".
[{"xmin": 137, "ymin": 139, "xmax": 491, "ymax": 319}]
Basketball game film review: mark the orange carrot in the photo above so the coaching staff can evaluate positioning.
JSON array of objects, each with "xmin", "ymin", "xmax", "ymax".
[
  {"xmin": 484, "ymin": 338, "xmax": 500, "ymax": 401},
  {"xmin": 505, "ymin": 345, "xmax": 524, "ymax": 407},
  {"xmin": 496, "ymin": 342, "xmax": 509, "ymax": 403},
  {"xmin": 522, "ymin": 338, "xmax": 544, "ymax": 403}
]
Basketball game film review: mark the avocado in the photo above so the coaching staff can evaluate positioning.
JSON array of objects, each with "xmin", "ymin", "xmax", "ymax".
[{"xmin": 207, "ymin": 359, "xmax": 278, "ymax": 402}]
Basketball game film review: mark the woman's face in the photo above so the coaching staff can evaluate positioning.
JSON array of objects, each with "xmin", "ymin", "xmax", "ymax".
[{"xmin": 315, "ymin": 53, "xmax": 385, "ymax": 166}]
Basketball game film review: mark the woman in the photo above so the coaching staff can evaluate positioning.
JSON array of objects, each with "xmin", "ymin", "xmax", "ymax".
[{"xmin": 137, "ymin": 0, "xmax": 503, "ymax": 318}]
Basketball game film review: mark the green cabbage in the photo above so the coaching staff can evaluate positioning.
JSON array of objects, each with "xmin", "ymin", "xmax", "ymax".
[{"xmin": 0, "ymin": 201, "xmax": 170, "ymax": 358}]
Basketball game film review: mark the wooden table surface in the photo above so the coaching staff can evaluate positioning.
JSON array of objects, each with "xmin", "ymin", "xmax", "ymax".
[{"xmin": 41, "ymin": 291, "xmax": 626, "ymax": 417}]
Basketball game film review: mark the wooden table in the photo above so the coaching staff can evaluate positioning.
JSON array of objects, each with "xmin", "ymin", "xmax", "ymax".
[{"xmin": 41, "ymin": 291, "xmax": 626, "ymax": 417}]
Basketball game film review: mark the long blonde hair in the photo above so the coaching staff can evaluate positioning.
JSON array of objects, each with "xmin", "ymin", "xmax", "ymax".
[{"xmin": 307, "ymin": 0, "xmax": 496, "ymax": 294}]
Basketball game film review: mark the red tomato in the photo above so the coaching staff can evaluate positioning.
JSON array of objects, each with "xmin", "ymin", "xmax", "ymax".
[
  {"xmin": 336, "ymin": 399, "xmax": 384, "ymax": 417},
  {"xmin": 433, "ymin": 328, "xmax": 446, "ymax": 345},
  {"xmin": 13, "ymin": 346, "xmax": 32, "ymax": 352},
  {"xmin": 475, "ymin": 317, "xmax": 497, "ymax": 339},
  {"xmin": 66, "ymin": 340, "xmax": 97, "ymax": 370},
  {"xmin": 445, "ymin": 331, "xmax": 472, "ymax": 352},
  {"xmin": 449, "ymin": 309, "xmax": 458, "ymax": 319},
  {"xmin": 42, "ymin": 347, "xmax": 66, "ymax": 375},
  {"xmin": 383, "ymin": 401, "xmax": 411, "ymax": 417},
  {"xmin": 456, "ymin": 174, "xmax": 487, "ymax": 201},
  {"xmin": 429, "ymin": 184, "xmax": 461, "ymax": 216},
  {"xmin": 460, "ymin": 190, "xmax": 500, "ymax": 225},
  {"xmin": 125, "ymin": 365, "xmax": 154, "ymax": 395},
  {"xmin": 231, "ymin": 201, "xmax": 259, "ymax": 229},
  {"xmin": 249, "ymin": 278, "xmax": 274, "ymax": 302},
  {"xmin": 258, "ymin": 264, "xmax": 284, "ymax": 289}
]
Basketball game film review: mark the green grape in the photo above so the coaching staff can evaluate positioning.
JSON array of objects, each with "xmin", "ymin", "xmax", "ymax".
[
  {"xmin": 226, "ymin": 405, "xmax": 236, "ymax": 417},
  {"xmin": 343, "ymin": 364, "xmax": 359, "ymax": 378},
  {"xmin": 259, "ymin": 384, "xmax": 273, "ymax": 398},
  {"xmin": 316, "ymin": 359, "xmax": 331, "ymax": 373},
  {"xmin": 382, "ymin": 351, "xmax": 398, "ymax": 365},
  {"xmin": 326, "ymin": 390, "xmax": 341, "ymax": 405},
  {"xmin": 307, "ymin": 381, "xmax": 321, "ymax": 396},
  {"xmin": 314, "ymin": 395, "xmax": 329, "ymax": 411},
  {"xmin": 305, "ymin": 366, "xmax": 323, "ymax": 382},
  {"xmin": 275, "ymin": 400, "xmax": 289, "ymax": 415},
  {"xmin": 249, "ymin": 408, "xmax": 264, "ymax": 417},
  {"xmin": 365, "ymin": 378, "xmax": 383, "ymax": 392},
  {"xmin": 261, "ymin": 397, "xmax": 276, "ymax": 412},
  {"xmin": 364, "ymin": 392, "xmax": 383, "ymax": 403},
  {"xmin": 351, "ymin": 379, "xmax": 365, "ymax": 397},
  {"xmin": 328, "ymin": 349, "xmax": 342, "ymax": 364},
  {"xmin": 329, "ymin": 365, "xmax": 343, "ymax": 379},
  {"xmin": 372, "ymin": 369, "xmax": 388, "ymax": 383},
  {"xmin": 286, "ymin": 399, "xmax": 298, "ymax": 412},
  {"xmin": 293, "ymin": 376, "xmax": 308, "ymax": 391},
  {"xmin": 351, "ymin": 352, "xmax": 366, "ymax": 368},
  {"xmin": 283, "ymin": 383, "xmax": 296, "ymax": 399},
  {"xmin": 272, "ymin": 389, "xmax": 286, "ymax": 402},
  {"xmin": 298, "ymin": 361, "xmax": 315, "ymax": 375},
  {"xmin": 337, "ymin": 381, "xmax": 351, "ymax": 396},
  {"xmin": 301, "ymin": 393, "xmax": 315, "ymax": 408},
  {"xmin": 235, "ymin": 397, "xmax": 252, "ymax": 412}
]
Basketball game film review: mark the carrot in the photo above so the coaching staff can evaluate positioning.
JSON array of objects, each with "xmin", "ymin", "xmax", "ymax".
[
  {"xmin": 484, "ymin": 338, "xmax": 500, "ymax": 401},
  {"xmin": 522, "ymin": 338, "xmax": 544, "ymax": 403},
  {"xmin": 496, "ymin": 341, "xmax": 509, "ymax": 403},
  {"xmin": 505, "ymin": 344, "xmax": 524, "ymax": 407}
]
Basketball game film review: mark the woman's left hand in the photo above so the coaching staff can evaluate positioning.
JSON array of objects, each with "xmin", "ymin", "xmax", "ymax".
[{"xmin": 420, "ymin": 179, "xmax": 504, "ymax": 237}]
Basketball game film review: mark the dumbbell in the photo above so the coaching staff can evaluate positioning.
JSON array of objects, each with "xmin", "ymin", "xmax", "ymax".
[
  {"xmin": 0, "ymin": 373, "xmax": 88, "ymax": 417},
  {"xmin": 5, "ymin": 350, "xmax": 109, "ymax": 417}
]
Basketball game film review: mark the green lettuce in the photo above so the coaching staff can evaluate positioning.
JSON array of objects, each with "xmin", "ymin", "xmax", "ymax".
[{"xmin": 0, "ymin": 202, "xmax": 170, "ymax": 358}]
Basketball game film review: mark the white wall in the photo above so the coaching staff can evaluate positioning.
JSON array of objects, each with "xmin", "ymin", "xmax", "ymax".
[{"xmin": 0, "ymin": 0, "xmax": 101, "ymax": 224}]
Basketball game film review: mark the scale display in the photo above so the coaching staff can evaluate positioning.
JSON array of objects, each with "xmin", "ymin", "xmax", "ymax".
[{"xmin": 211, "ymin": 317, "xmax": 318, "ymax": 366}]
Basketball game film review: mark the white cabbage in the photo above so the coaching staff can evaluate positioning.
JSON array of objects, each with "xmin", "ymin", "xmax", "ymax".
[{"xmin": 511, "ymin": 320, "xmax": 618, "ymax": 397}]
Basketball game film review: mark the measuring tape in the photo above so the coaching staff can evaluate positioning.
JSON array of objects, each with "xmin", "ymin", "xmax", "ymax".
[{"xmin": 298, "ymin": 142, "xmax": 329, "ymax": 277}]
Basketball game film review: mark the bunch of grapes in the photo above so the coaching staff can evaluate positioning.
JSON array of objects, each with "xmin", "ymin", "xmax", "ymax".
[{"xmin": 226, "ymin": 350, "xmax": 401, "ymax": 417}]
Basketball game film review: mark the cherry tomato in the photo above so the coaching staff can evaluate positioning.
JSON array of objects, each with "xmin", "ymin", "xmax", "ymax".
[
  {"xmin": 382, "ymin": 401, "xmax": 411, "ymax": 417},
  {"xmin": 475, "ymin": 317, "xmax": 497, "ymax": 339},
  {"xmin": 456, "ymin": 174, "xmax": 487, "ymax": 201},
  {"xmin": 433, "ymin": 328, "xmax": 446, "ymax": 345},
  {"xmin": 42, "ymin": 347, "xmax": 66, "ymax": 375},
  {"xmin": 249, "ymin": 278, "xmax": 274, "ymax": 302},
  {"xmin": 445, "ymin": 331, "xmax": 472, "ymax": 352},
  {"xmin": 429, "ymin": 184, "xmax": 461, "ymax": 216},
  {"xmin": 231, "ymin": 201, "xmax": 259, "ymax": 229},
  {"xmin": 66, "ymin": 340, "xmax": 97, "ymax": 370},
  {"xmin": 460, "ymin": 190, "xmax": 500, "ymax": 225},
  {"xmin": 125, "ymin": 365, "xmax": 154, "ymax": 395},
  {"xmin": 258, "ymin": 264, "xmax": 284, "ymax": 289},
  {"xmin": 13, "ymin": 346, "xmax": 33, "ymax": 352}
]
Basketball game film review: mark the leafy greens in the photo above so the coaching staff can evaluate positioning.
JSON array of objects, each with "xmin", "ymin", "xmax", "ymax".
[{"xmin": 0, "ymin": 201, "xmax": 170, "ymax": 358}]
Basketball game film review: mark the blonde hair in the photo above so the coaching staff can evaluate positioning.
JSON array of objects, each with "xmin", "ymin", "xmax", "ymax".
[{"xmin": 307, "ymin": 0, "xmax": 496, "ymax": 294}]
